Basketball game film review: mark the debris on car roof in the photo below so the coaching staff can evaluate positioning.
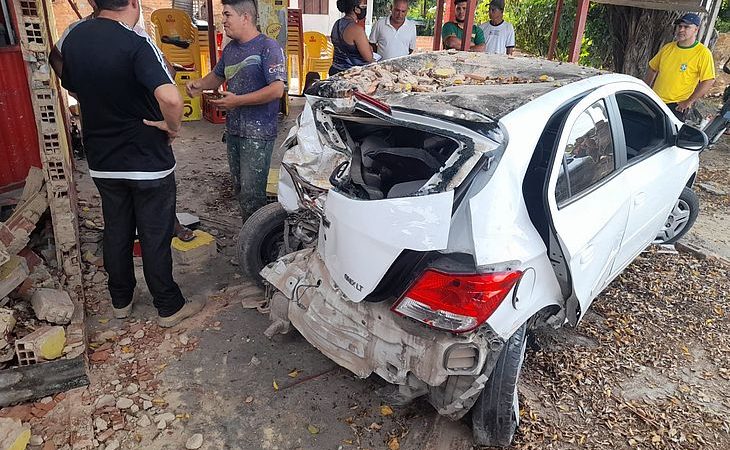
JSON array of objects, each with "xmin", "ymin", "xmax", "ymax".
[{"xmin": 310, "ymin": 51, "xmax": 607, "ymax": 120}]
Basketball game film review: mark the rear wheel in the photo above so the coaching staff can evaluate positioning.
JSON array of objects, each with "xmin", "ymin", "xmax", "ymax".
[
  {"xmin": 471, "ymin": 323, "xmax": 528, "ymax": 448},
  {"xmin": 237, "ymin": 202, "xmax": 288, "ymax": 286},
  {"xmin": 654, "ymin": 187, "xmax": 699, "ymax": 245}
]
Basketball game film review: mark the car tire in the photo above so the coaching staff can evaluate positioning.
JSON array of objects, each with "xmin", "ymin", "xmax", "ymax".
[
  {"xmin": 237, "ymin": 202, "xmax": 288, "ymax": 287},
  {"xmin": 655, "ymin": 187, "xmax": 699, "ymax": 245},
  {"xmin": 471, "ymin": 323, "xmax": 528, "ymax": 448}
]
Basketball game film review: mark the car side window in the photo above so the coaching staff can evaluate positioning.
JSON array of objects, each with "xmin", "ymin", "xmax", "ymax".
[
  {"xmin": 556, "ymin": 100, "xmax": 615, "ymax": 205},
  {"xmin": 615, "ymin": 92, "xmax": 668, "ymax": 160}
]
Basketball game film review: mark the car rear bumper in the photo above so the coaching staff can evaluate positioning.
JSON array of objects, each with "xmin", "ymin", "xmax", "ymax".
[{"xmin": 261, "ymin": 249, "xmax": 501, "ymax": 387}]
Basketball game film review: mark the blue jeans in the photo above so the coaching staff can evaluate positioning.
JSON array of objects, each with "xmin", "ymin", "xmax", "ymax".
[{"xmin": 226, "ymin": 135, "xmax": 274, "ymax": 219}]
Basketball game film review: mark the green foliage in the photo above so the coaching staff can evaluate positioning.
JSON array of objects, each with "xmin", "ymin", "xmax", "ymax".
[
  {"xmin": 717, "ymin": 0, "xmax": 730, "ymax": 33},
  {"xmin": 473, "ymin": 0, "xmax": 611, "ymax": 68}
]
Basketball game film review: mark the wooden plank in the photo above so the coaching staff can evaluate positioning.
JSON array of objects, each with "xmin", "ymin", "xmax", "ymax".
[
  {"xmin": 0, "ymin": 355, "xmax": 89, "ymax": 407},
  {"xmin": 547, "ymin": 0, "xmax": 564, "ymax": 60},
  {"xmin": 592, "ymin": 0, "xmax": 707, "ymax": 12}
]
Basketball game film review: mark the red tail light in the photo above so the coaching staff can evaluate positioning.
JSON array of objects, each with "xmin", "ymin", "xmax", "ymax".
[{"xmin": 391, "ymin": 269, "xmax": 523, "ymax": 333}]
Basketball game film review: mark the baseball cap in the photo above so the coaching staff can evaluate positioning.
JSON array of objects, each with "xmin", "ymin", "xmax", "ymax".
[
  {"xmin": 490, "ymin": 0, "xmax": 505, "ymax": 10},
  {"xmin": 674, "ymin": 13, "xmax": 701, "ymax": 27}
]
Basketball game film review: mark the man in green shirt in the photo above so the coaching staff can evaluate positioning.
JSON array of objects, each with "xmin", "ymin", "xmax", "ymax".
[{"xmin": 442, "ymin": 0, "xmax": 485, "ymax": 51}]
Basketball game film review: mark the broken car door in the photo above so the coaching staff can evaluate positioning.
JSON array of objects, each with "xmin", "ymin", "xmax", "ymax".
[{"xmin": 546, "ymin": 91, "xmax": 631, "ymax": 323}]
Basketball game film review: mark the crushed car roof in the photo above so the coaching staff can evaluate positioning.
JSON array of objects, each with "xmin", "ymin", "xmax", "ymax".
[{"xmin": 310, "ymin": 51, "xmax": 607, "ymax": 120}]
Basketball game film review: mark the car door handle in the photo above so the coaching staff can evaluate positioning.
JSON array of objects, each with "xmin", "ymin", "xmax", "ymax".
[
  {"xmin": 580, "ymin": 245, "xmax": 594, "ymax": 265},
  {"xmin": 633, "ymin": 192, "xmax": 647, "ymax": 206}
]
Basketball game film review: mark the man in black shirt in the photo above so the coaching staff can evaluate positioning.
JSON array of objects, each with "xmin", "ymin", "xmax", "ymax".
[{"xmin": 61, "ymin": 0, "xmax": 204, "ymax": 327}]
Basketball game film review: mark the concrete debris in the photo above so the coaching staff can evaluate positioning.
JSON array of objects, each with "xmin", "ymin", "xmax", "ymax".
[
  {"xmin": 0, "ymin": 417, "xmax": 31, "ymax": 449},
  {"xmin": 15, "ymin": 325, "xmax": 66, "ymax": 364},
  {"xmin": 30, "ymin": 288, "xmax": 75, "ymax": 325},
  {"xmin": 156, "ymin": 419, "xmax": 167, "ymax": 430},
  {"xmin": 29, "ymin": 434, "xmax": 44, "ymax": 445},
  {"xmin": 137, "ymin": 414, "xmax": 151, "ymax": 427},
  {"xmin": 133, "ymin": 329, "xmax": 144, "ymax": 339},
  {"xmin": 0, "ymin": 256, "xmax": 30, "ymax": 299},
  {"xmin": 104, "ymin": 439, "xmax": 120, "ymax": 450},
  {"xmin": 185, "ymin": 433, "xmax": 204, "ymax": 449},
  {"xmin": 142, "ymin": 401, "xmax": 152, "ymax": 410},
  {"xmin": 156, "ymin": 412, "xmax": 175, "ymax": 423},
  {"xmin": 698, "ymin": 181, "xmax": 727, "ymax": 196},
  {"xmin": 94, "ymin": 417, "xmax": 108, "ymax": 431},
  {"xmin": 95, "ymin": 394, "xmax": 116, "ymax": 408},
  {"xmin": 172, "ymin": 230, "xmax": 216, "ymax": 266},
  {"xmin": 115, "ymin": 397, "xmax": 133, "ymax": 409},
  {"xmin": 126, "ymin": 383, "xmax": 139, "ymax": 394},
  {"xmin": 91, "ymin": 271, "xmax": 107, "ymax": 284}
]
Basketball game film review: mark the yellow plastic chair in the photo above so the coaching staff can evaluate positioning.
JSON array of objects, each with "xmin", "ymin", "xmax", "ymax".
[
  {"xmin": 150, "ymin": 8, "xmax": 201, "ymax": 72},
  {"xmin": 303, "ymin": 31, "xmax": 333, "ymax": 80}
]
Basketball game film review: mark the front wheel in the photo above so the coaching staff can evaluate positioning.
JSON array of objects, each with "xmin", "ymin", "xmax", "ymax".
[
  {"xmin": 471, "ymin": 323, "xmax": 528, "ymax": 448},
  {"xmin": 237, "ymin": 202, "xmax": 288, "ymax": 286},
  {"xmin": 654, "ymin": 187, "xmax": 699, "ymax": 245}
]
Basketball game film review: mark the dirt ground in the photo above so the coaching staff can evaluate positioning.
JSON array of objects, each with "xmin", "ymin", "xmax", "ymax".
[{"xmin": 3, "ymin": 96, "xmax": 730, "ymax": 450}]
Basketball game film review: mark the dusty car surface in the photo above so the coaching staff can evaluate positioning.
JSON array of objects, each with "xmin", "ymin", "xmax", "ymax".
[{"xmin": 240, "ymin": 51, "xmax": 705, "ymax": 447}]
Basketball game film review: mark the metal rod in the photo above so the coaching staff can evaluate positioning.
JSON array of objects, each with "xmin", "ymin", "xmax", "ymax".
[
  {"xmin": 569, "ymin": 0, "xmax": 589, "ymax": 63},
  {"xmin": 433, "ymin": 0, "xmax": 445, "ymax": 50},
  {"xmin": 547, "ymin": 0, "xmax": 564, "ymax": 60}
]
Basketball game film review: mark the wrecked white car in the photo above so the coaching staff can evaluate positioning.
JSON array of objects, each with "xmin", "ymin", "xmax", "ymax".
[{"xmin": 237, "ymin": 52, "xmax": 705, "ymax": 446}]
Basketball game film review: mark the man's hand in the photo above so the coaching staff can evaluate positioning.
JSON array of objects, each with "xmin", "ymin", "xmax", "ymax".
[
  {"xmin": 143, "ymin": 119, "xmax": 179, "ymax": 144},
  {"xmin": 209, "ymin": 91, "xmax": 241, "ymax": 111},
  {"xmin": 676, "ymin": 99, "xmax": 694, "ymax": 112},
  {"xmin": 186, "ymin": 79, "xmax": 204, "ymax": 97}
]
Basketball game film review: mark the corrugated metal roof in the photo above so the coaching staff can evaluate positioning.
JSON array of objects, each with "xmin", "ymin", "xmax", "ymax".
[{"xmin": 0, "ymin": 48, "xmax": 42, "ymax": 187}]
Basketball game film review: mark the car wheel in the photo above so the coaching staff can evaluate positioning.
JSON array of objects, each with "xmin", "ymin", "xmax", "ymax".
[
  {"xmin": 471, "ymin": 323, "xmax": 528, "ymax": 448},
  {"xmin": 237, "ymin": 202, "xmax": 288, "ymax": 287},
  {"xmin": 654, "ymin": 187, "xmax": 699, "ymax": 245}
]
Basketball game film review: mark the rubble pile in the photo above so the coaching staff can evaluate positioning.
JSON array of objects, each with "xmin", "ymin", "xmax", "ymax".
[
  {"xmin": 332, "ymin": 51, "xmax": 584, "ymax": 96},
  {"xmin": 0, "ymin": 168, "xmax": 84, "ymax": 372}
]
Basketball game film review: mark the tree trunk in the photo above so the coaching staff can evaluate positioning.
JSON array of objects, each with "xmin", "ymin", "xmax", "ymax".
[{"xmin": 608, "ymin": 6, "xmax": 680, "ymax": 77}]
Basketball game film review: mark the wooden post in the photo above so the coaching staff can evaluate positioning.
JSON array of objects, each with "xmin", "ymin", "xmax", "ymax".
[
  {"xmin": 460, "ymin": 0, "xmax": 477, "ymax": 51},
  {"xmin": 433, "ymin": 0, "xmax": 445, "ymax": 50},
  {"xmin": 547, "ymin": 0, "xmax": 563, "ymax": 60},
  {"xmin": 206, "ymin": 0, "xmax": 217, "ymax": 68},
  {"xmin": 569, "ymin": 0, "xmax": 589, "ymax": 63}
]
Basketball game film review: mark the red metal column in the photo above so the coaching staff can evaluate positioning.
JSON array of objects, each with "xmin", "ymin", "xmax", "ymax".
[
  {"xmin": 433, "ymin": 0, "xmax": 445, "ymax": 50},
  {"xmin": 206, "ymin": 0, "xmax": 217, "ymax": 67},
  {"xmin": 569, "ymin": 0, "xmax": 589, "ymax": 63},
  {"xmin": 547, "ymin": 0, "xmax": 563, "ymax": 60},
  {"xmin": 461, "ymin": 0, "xmax": 477, "ymax": 51}
]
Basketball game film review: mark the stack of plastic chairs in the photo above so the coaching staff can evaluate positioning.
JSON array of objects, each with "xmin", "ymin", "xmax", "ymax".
[
  {"xmin": 286, "ymin": 9, "xmax": 304, "ymax": 95},
  {"xmin": 303, "ymin": 31, "xmax": 333, "ymax": 81},
  {"xmin": 151, "ymin": 8, "xmax": 202, "ymax": 120}
]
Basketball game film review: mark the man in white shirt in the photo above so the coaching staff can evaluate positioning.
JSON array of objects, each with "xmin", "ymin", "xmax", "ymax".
[
  {"xmin": 369, "ymin": 0, "xmax": 417, "ymax": 60},
  {"xmin": 479, "ymin": 0, "xmax": 515, "ymax": 55}
]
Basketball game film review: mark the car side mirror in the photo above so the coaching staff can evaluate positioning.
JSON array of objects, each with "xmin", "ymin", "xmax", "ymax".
[{"xmin": 675, "ymin": 124, "xmax": 707, "ymax": 151}]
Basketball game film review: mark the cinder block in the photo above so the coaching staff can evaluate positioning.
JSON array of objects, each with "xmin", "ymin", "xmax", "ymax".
[
  {"xmin": 15, "ymin": 326, "xmax": 66, "ymax": 365},
  {"xmin": 171, "ymin": 230, "xmax": 216, "ymax": 266},
  {"xmin": 31, "ymin": 288, "xmax": 74, "ymax": 325},
  {"xmin": 0, "ymin": 417, "xmax": 31, "ymax": 450},
  {"xmin": 0, "ymin": 256, "xmax": 30, "ymax": 299}
]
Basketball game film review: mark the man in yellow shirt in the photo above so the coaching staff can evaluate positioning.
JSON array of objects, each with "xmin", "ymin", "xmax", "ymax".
[{"xmin": 644, "ymin": 13, "xmax": 715, "ymax": 121}]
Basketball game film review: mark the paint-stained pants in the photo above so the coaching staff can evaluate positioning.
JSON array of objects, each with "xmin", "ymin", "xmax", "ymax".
[{"xmin": 226, "ymin": 136, "xmax": 274, "ymax": 220}]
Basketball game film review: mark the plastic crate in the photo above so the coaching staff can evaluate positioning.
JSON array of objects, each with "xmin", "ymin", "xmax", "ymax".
[{"xmin": 203, "ymin": 92, "xmax": 227, "ymax": 124}]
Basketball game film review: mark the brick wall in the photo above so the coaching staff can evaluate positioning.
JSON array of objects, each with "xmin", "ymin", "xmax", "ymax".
[{"xmin": 50, "ymin": 0, "xmax": 224, "ymax": 42}]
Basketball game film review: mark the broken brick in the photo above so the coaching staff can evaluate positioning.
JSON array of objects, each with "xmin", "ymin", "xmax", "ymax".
[
  {"xmin": 90, "ymin": 349, "xmax": 111, "ymax": 363},
  {"xmin": 15, "ymin": 326, "xmax": 66, "ymax": 364},
  {"xmin": 31, "ymin": 288, "xmax": 75, "ymax": 324},
  {"xmin": 171, "ymin": 230, "xmax": 216, "ymax": 266}
]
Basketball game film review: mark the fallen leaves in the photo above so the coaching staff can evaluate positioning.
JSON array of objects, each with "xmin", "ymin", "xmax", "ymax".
[
  {"xmin": 306, "ymin": 424, "xmax": 319, "ymax": 434},
  {"xmin": 379, "ymin": 405, "xmax": 393, "ymax": 417},
  {"xmin": 272, "ymin": 379, "xmax": 279, "ymax": 391}
]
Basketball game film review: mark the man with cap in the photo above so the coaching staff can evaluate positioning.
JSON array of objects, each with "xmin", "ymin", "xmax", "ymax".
[
  {"xmin": 442, "ymin": 0, "xmax": 485, "ymax": 52},
  {"xmin": 479, "ymin": 0, "xmax": 515, "ymax": 55},
  {"xmin": 644, "ymin": 13, "xmax": 715, "ymax": 121}
]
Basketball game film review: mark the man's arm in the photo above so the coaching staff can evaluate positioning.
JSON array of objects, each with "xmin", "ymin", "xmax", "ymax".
[
  {"xmin": 186, "ymin": 71, "xmax": 225, "ymax": 97},
  {"xmin": 50, "ymin": 46, "xmax": 63, "ymax": 77},
  {"xmin": 644, "ymin": 68, "xmax": 658, "ymax": 87},
  {"xmin": 677, "ymin": 79, "xmax": 715, "ymax": 112},
  {"xmin": 443, "ymin": 35, "xmax": 461, "ymax": 50},
  {"xmin": 144, "ymin": 84, "xmax": 184, "ymax": 142},
  {"xmin": 471, "ymin": 27, "xmax": 485, "ymax": 52},
  {"xmin": 210, "ymin": 81, "xmax": 285, "ymax": 110},
  {"xmin": 471, "ymin": 43, "xmax": 485, "ymax": 52}
]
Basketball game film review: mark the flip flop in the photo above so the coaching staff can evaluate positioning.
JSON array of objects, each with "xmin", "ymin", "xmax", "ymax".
[{"xmin": 176, "ymin": 225, "xmax": 196, "ymax": 242}]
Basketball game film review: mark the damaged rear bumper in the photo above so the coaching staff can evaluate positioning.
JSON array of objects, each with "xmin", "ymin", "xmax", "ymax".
[{"xmin": 261, "ymin": 249, "xmax": 503, "ymax": 388}]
